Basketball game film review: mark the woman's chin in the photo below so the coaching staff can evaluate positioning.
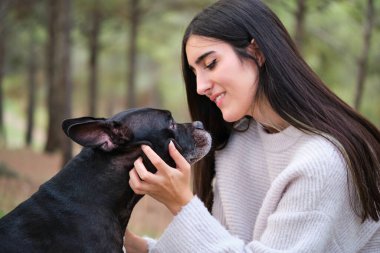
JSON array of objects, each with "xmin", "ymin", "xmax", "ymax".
[{"xmin": 221, "ymin": 110, "xmax": 244, "ymax": 123}]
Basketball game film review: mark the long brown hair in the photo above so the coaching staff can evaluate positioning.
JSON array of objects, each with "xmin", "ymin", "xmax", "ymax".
[{"xmin": 182, "ymin": 0, "xmax": 380, "ymax": 221}]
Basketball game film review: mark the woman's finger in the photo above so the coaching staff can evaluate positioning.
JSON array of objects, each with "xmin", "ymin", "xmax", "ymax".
[
  {"xmin": 129, "ymin": 168, "xmax": 149, "ymax": 195},
  {"xmin": 133, "ymin": 157, "xmax": 155, "ymax": 182},
  {"xmin": 168, "ymin": 141, "xmax": 191, "ymax": 171},
  {"xmin": 141, "ymin": 145, "xmax": 171, "ymax": 173}
]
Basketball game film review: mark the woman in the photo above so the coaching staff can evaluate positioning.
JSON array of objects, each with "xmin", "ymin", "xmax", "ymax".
[{"xmin": 125, "ymin": 0, "xmax": 380, "ymax": 252}]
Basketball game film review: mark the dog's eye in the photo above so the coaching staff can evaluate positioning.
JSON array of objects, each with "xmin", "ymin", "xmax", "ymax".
[{"xmin": 169, "ymin": 121, "xmax": 177, "ymax": 130}]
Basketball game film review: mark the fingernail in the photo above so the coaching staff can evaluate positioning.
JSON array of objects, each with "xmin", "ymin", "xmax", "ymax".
[{"xmin": 141, "ymin": 145, "xmax": 147, "ymax": 150}]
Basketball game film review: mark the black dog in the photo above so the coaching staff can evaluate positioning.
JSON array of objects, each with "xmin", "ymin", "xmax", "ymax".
[{"xmin": 0, "ymin": 108, "xmax": 212, "ymax": 252}]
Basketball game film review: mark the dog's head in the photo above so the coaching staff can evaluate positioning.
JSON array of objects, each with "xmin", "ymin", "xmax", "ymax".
[{"xmin": 62, "ymin": 108, "xmax": 212, "ymax": 170}]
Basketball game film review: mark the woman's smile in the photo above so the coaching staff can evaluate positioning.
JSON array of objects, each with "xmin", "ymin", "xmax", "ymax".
[{"xmin": 211, "ymin": 92, "xmax": 225, "ymax": 107}]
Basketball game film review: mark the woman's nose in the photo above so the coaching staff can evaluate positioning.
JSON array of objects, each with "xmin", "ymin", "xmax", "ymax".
[{"xmin": 196, "ymin": 73, "xmax": 212, "ymax": 96}]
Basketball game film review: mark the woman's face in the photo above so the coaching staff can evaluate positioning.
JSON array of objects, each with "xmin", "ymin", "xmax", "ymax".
[{"xmin": 186, "ymin": 35, "xmax": 259, "ymax": 122}]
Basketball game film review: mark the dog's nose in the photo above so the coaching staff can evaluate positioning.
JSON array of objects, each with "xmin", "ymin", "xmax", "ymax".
[{"xmin": 192, "ymin": 121, "xmax": 204, "ymax": 130}]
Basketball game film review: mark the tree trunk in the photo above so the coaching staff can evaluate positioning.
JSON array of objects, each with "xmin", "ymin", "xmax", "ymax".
[
  {"xmin": 354, "ymin": 0, "xmax": 374, "ymax": 110},
  {"xmin": 88, "ymin": 0, "xmax": 102, "ymax": 116},
  {"xmin": 45, "ymin": 0, "xmax": 73, "ymax": 165},
  {"xmin": 0, "ymin": 26, "xmax": 6, "ymax": 147},
  {"xmin": 148, "ymin": 60, "xmax": 162, "ymax": 108},
  {"xmin": 59, "ymin": 0, "xmax": 73, "ymax": 165},
  {"xmin": 0, "ymin": 35, "xmax": 4, "ymax": 146},
  {"xmin": 294, "ymin": 0, "xmax": 307, "ymax": 53},
  {"xmin": 126, "ymin": 0, "xmax": 140, "ymax": 108},
  {"xmin": 45, "ymin": 0, "xmax": 59, "ymax": 152},
  {"xmin": 0, "ymin": 0, "xmax": 10, "ymax": 147},
  {"xmin": 25, "ymin": 32, "xmax": 37, "ymax": 146}
]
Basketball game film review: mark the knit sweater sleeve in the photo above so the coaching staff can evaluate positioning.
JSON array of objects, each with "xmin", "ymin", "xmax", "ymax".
[
  {"xmin": 147, "ymin": 144, "xmax": 378, "ymax": 252},
  {"xmin": 148, "ymin": 196, "xmax": 333, "ymax": 253},
  {"xmin": 149, "ymin": 196, "xmax": 246, "ymax": 252},
  {"xmin": 150, "ymin": 197, "xmax": 338, "ymax": 253}
]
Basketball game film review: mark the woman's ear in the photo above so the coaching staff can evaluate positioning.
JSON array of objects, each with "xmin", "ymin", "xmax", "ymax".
[{"xmin": 247, "ymin": 39, "xmax": 266, "ymax": 67}]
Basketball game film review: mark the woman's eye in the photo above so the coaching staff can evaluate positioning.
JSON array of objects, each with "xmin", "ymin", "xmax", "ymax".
[{"xmin": 205, "ymin": 59, "xmax": 217, "ymax": 70}]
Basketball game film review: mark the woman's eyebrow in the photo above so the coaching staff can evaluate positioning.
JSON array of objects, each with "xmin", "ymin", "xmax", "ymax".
[{"xmin": 195, "ymin": 51, "xmax": 215, "ymax": 65}]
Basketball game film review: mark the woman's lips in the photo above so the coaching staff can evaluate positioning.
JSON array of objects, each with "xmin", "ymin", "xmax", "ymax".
[{"xmin": 214, "ymin": 93, "xmax": 225, "ymax": 107}]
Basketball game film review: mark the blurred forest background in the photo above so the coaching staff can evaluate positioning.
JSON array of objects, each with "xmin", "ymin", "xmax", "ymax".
[{"xmin": 0, "ymin": 0, "xmax": 379, "ymax": 236}]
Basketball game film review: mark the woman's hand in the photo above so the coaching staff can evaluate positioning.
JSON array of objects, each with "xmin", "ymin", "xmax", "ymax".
[
  {"xmin": 129, "ymin": 141, "xmax": 194, "ymax": 215},
  {"xmin": 124, "ymin": 230, "xmax": 148, "ymax": 253}
]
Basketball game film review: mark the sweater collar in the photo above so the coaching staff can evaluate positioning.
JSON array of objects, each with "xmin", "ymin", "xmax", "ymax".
[{"xmin": 256, "ymin": 121, "xmax": 304, "ymax": 152}]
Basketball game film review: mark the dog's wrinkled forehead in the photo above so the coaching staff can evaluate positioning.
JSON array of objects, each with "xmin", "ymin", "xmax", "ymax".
[{"xmin": 110, "ymin": 108, "xmax": 171, "ymax": 128}]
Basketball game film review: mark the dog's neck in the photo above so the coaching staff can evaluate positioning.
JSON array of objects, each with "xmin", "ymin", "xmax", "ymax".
[{"xmin": 43, "ymin": 147, "xmax": 143, "ymax": 229}]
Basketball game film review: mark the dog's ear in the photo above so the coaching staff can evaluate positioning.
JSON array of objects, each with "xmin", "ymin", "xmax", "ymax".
[{"xmin": 62, "ymin": 117, "xmax": 128, "ymax": 152}]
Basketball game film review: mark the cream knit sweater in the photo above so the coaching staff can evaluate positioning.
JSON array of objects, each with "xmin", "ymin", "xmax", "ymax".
[{"xmin": 146, "ymin": 121, "xmax": 380, "ymax": 252}]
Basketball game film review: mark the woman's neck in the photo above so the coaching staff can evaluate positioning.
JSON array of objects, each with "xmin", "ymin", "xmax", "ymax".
[{"xmin": 251, "ymin": 101, "xmax": 289, "ymax": 133}]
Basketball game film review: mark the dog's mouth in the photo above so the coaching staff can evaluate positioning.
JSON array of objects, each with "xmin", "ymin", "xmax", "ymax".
[{"xmin": 185, "ymin": 129, "xmax": 212, "ymax": 164}]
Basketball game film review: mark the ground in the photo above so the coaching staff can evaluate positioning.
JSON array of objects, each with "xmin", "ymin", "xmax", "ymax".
[{"xmin": 0, "ymin": 148, "xmax": 172, "ymax": 238}]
